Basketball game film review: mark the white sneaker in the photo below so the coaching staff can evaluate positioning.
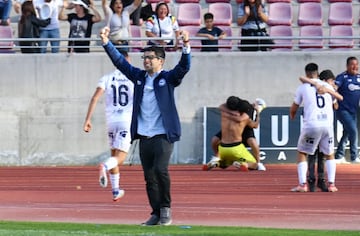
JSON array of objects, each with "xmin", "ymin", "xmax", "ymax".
[
  {"xmin": 257, "ymin": 162, "xmax": 266, "ymax": 171},
  {"xmin": 335, "ymin": 157, "xmax": 350, "ymax": 164},
  {"xmin": 351, "ymin": 157, "xmax": 360, "ymax": 164}
]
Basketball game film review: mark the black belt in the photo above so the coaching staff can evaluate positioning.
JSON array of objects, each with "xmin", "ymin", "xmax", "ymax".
[{"xmin": 137, "ymin": 134, "xmax": 166, "ymax": 140}]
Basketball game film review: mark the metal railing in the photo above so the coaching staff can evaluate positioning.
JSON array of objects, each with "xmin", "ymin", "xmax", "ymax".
[{"xmin": 0, "ymin": 35, "xmax": 359, "ymax": 52}]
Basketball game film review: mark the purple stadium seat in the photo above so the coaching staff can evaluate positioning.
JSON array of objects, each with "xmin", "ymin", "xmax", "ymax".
[
  {"xmin": 328, "ymin": 0, "xmax": 351, "ymax": 2},
  {"xmin": 177, "ymin": 3, "xmax": 202, "ymax": 26},
  {"xmin": 267, "ymin": 0, "xmax": 291, "ymax": 3},
  {"xmin": 205, "ymin": 0, "xmax": 230, "ymax": 3},
  {"xmin": 208, "ymin": 3, "xmax": 233, "ymax": 26},
  {"xmin": 297, "ymin": 2, "xmax": 322, "ymax": 26},
  {"xmin": 267, "ymin": 2, "xmax": 292, "ymax": 26},
  {"xmin": 328, "ymin": 2, "xmax": 353, "ymax": 26},
  {"xmin": 179, "ymin": 25, "xmax": 201, "ymax": 52},
  {"xmin": 269, "ymin": 25, "xmax": 293, "ymax": 50},
  {"xmin": 175, "ymin": 0, "xmax": 200, "ymax": 3},
  {"xmin": 129, "ymin": 25, "xmax": 144, "ymax": 52},
  {"xmin": 145, "ymin": 0, "xmax": 170, "ymax": 4},
  {"xmin": 219, "ymin": 26, "xmax": 232, "ymax": 52},
  {"xmin": 328, "ymin": 25, "xmax": 353, "ymax": 49},
  {"xmin": 297, "ymin": 0, "xmax": 321, "ymax": 3},
  {"xmin": 299, "ymin": 25, "xmax": 323, "ymax": 50},
  {"xmin": 0, "ymin": 25, "xmax": 14, "ymax": 53}
]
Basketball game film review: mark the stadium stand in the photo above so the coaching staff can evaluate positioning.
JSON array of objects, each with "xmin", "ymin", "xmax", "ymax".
[
  {"xmin": 219, "ymin": 26, "xmax": 232, "ymax": 51},
  {"xmin": 177, "ymin": 3, "xmax": 202, "ymax": 26},
  {"xmin": 179, "ymin": 25, "xmax": 202, "ymax": 51},
  {"xmin": 0, "ymin": 25, "xmax": 14, "ymax": 53},
  {"xmin": 328, "ymin": 2, "xmax": 353, "ymax": 26},
  {"xmin": 267, "ymin": 0, "xmax": 291, "ymax": 3},
  {"xmin": 129, "ymin": 25, "xmax": 144, "ymax": 52},
  {"xmin": 298, "ymin": 25, "xmax": 324, "ymax": 50},
  {"xmin": 208, "ymin": 2, "xmax": 232, "ymax": 26},
  {"xmin": 175, "ymin": 0, "xmax": 200, "ymax": 3},
  {"xmin": 297, "ymin": 0, "xmax": 321, "ymax": 3},
  {"xmin": 328, "ymin": 25, "xmax": 354, "ymax": 49},
  {"xmin": 297, "ymin": 2, "xmax": 322, "ymax": 26},
  {"xmin": 205, "ymin": 0, "xmax": 231, "ymax": 3},
  {"xmin": 269, "ymin": 25, "xmax": 293, "ymax": 51},
  {"xmin": 267, "ymin": 2, "xmax": 292, "ymax": 26}
]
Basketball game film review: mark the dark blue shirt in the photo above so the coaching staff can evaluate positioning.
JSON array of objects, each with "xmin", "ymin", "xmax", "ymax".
[{"xmin": 335, "ymin": 71, "xmax": 360, "ymax": 114}]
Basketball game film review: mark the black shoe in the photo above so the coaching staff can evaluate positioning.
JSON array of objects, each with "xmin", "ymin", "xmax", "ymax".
[
  {"xmin": 160, "ymin": 207, "xmax": 172, "ymax": 226},
  {"xmin": 141, "ymin": 214, "xmax": 160, "ymax": 226},
  {"xmin": 317, "ymin": 179, "xmax": 328, "ymax": 192},
  {"xmin": 308, "ymin": 179, "xmax": 316, "ymax": 192}
]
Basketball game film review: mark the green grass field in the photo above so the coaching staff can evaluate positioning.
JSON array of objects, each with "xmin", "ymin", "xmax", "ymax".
[{"xmin": 1, "ymin": 221, "xmax": 359, "ymax": 236}]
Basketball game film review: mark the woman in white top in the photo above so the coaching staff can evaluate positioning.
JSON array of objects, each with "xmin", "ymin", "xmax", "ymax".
[
  {"xmin": 102, "ymin": 0, "xmax": 141, "ymax": 51},
  {"xmin": 145, "ymin": 2, "xmax": 180, "ymax": 51}
]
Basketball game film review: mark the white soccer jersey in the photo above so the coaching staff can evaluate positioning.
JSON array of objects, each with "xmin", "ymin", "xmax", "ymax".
[
  {"xmin": 97, "ymin": 69, "xmax": 134, "ymax": 125},
  {"xmin": 294, "ymin": 79, "xmax": 334, "ymax": 128}
]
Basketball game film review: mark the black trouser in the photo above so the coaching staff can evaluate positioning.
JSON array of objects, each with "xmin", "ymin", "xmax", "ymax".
[
  {"xmin": 308, "ymin": 149, "xmax": 325, "ymax": 181},
  {"xmin": 239, "ymin": 28, "xmax": 269, "ymax": 52},
  {"xmin": 139, "ymin": 134, "xmax": 173, "ymax": 217}
]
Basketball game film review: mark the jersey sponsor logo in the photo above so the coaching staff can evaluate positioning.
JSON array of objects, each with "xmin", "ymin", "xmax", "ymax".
[{"xmin": 348, "ymin": 83, "xmax": 360, "ymax": 91}]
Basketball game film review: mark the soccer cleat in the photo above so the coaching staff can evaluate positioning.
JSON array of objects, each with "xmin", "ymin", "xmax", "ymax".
[
  {"xmin": 99, "ymin": 164, "xmax": 108, "ymax": 188},
  {"xmin": 291, "ymin": 183, "xmax": 308, "ymax": 192},
  {"xmin": 317, "ymin": 179, "xmax": 328, "ymax": 192},
  {"xmin": 112, "ymin": 189, "xmax": 125, "ymax": 201},
  {"xmin": 328, "ymin": 183, "xmax": 338, "ymax": 192},
  {"xmin": 308, "ymin": 179, "xmax": 316, "ymax": 192},
  {"xmin": 233, "ymin": 161, "xmax": 248, "ymax": 171}
]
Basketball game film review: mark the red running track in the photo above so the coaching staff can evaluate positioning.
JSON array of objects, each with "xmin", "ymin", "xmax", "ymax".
[{"xmin": 0, "ymin": 164, "xmax": 359, "ymax": 230}]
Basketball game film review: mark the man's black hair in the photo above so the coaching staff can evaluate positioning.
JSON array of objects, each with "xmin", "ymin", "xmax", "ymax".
[
  {"xmin": 319, "ymin": 69, "xmax": 335, "ymax": 81},
  {"xmin": 226, "ymin": 96, "xmax": 241, "ymax": 111},
  {"xmin": 305, "ymin": 63, "xmax": 318, "ymax": 73},
  {"xmin": 142, "ymin": 46, "xmax": 166, "ymax": 59}
]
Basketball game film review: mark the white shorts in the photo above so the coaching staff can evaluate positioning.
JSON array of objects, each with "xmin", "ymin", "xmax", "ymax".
[
  {"xmin": 297, "ymin": 126, "xmax": 334, "ymax": 155},
  {"xmin": 107, "ymin": 121, "xmax": 131, "ymax": 152}
]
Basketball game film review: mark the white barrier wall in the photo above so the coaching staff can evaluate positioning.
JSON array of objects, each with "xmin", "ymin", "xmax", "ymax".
[{"xmin": 0, "ymin": 51, "xmax": 356, "ymax": 166}]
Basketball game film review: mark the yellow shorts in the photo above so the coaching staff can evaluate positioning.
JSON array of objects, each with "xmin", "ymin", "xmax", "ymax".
[{"xmin": 218, "ymin": 142, "xmax": 256, "ymax": 167}]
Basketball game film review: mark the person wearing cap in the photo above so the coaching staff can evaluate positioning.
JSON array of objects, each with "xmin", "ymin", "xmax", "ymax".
[
  {"xmin": 102, "ymin": 0, "xmax": 141, "ymax": 52},
  {"xmin": 100, "ymin": 26, "xmax": 191, "ymax": 226},
  {"xmin": 59, "ymin": 0, "xmax": 101, "ymax": 53}
]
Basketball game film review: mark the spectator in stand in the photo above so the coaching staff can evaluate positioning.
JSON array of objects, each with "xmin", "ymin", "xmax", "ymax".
[
  {"xmin": 237, "ymin": 0, "xmax": 271, "ymax": 51},
  {"xmin": 122, "ymin": 0, "xmax": 142, "ymax": 26},
  {"xmin": 334, "ymin": 57, "xmax": 360, "ymax": 164},
  {"xmin": 59, "ymin": 0, "xmax": 101, "ymax": 53},
  {"xmin": 18, "ymin": 0, "xmax": 51, "ymax": 53},
  {"xmin": 102, "ymin": 0, "xmax": 141, "ymax": 52},
  {"xmin": 0, "ymin": 0, "xmax": 12, "ymax": 25},
  {"xmin": 196, "ymin": 12, "xmax": 226, "ymax": 52},
  {"xmin": 145, "ymin": 2, "xmax": 180, "ymax": 51},
  {"xmin": 33, "ymin": 0, "xmax": 67, "ymax": 53}
]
